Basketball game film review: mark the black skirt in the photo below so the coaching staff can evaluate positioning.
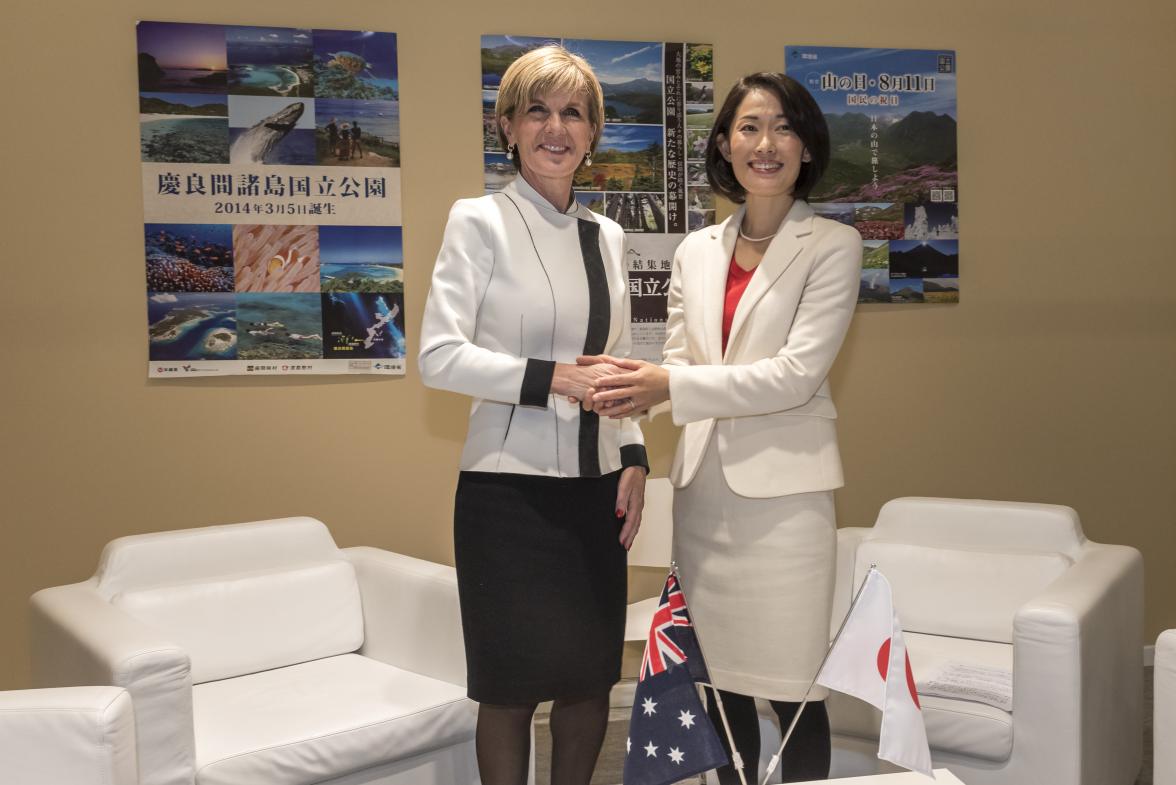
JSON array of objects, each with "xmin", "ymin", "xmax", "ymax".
[{"xmin": 454, "ymin": 469, "xmax": 627, "ymax": 705}]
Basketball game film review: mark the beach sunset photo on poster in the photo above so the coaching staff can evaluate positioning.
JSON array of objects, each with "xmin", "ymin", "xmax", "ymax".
[
  {"xmin": 227, "ymin": 26, "xmax": 314, "ymax": 97},
  {"xmin": 319, "ymin": 226, "xmax": 403, "ymax": 293},
  {"xmin": 786, "ymin": 45, "xmax": 959, "ymax": 303},
  {"xmin": 138, "ymin": 21, "xmax": 404, "ymax": 376},
  {"xmin": 138, "ymin": 21, "xmax": 227, "ymax": 93}
]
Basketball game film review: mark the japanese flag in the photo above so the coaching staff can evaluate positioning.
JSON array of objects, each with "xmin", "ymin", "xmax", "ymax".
[{"xmin": 816, "ymin": 568, "xmax": 933, "ymax": 777}]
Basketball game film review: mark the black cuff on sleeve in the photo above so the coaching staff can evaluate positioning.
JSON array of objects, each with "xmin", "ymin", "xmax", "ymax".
[
  {"xmin": 620, "ymin": 444, "xmax": 650, "ymax": 474},
  {"xmin": 520, "ymin": 359, "xmax": 556, "ymax": 408}
]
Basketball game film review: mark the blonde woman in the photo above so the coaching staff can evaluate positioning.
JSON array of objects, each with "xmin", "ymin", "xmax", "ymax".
[{"xmin": 419, "ymin": 46, "xmax": 647, "ymax": 785}]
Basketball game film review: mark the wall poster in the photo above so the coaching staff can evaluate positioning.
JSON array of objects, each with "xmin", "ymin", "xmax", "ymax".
[
  {"xmin": 139, "ymin": 21, "xmax": 405, "ymax": 377},
  {"xmin": 785, "ymin": 46, "xmax": 959, "ymax": 304},
  {"xmin": 480, "ymin": 36, "xmax": 716, "ymax": 361}
]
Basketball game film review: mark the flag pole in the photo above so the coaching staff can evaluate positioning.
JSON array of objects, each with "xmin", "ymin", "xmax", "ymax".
[
  {"xmin": 761, "ymin": 566, "xmax": 878, "ymax": 785},
  {"xmin": 670, "ymin": 562, "xmax": 749, "ymax": 785}
]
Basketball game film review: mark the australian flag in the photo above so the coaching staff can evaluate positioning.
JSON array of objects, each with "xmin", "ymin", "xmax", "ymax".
[{"xmin": 623, "ymin": 572, "xmax": 728, "ymax": 785}]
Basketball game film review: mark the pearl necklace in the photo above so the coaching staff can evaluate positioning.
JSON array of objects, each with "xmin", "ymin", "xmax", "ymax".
[{"xmin": 738, "ymin": 226, "xmax": 777, "ymax": 243}]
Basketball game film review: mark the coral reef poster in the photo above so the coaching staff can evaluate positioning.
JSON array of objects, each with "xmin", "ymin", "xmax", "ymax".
[
  {"xmin": 138, "ymin": 21, "xmax": 405, "ymax": 377},
  {"xmin": 481, "ymin": 36, "xmax": 716, "ymax": 360},
  {"xmin": 786, "ymin": 46, "xmax": 959, "ymax": 304}
]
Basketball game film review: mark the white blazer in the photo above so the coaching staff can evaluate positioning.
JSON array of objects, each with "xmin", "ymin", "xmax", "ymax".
[
  {"xmin": 419, "ymin": 176, "xmax": 646, "ymax": 477},
  {"xmin": 663, "ymin": 200, "xmax": 862, "ymax": 497}
]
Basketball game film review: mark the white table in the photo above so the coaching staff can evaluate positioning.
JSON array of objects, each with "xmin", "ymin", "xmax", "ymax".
[{"xmin": 792, "ymin": 770, "xmax": 965, "ymax": 785}]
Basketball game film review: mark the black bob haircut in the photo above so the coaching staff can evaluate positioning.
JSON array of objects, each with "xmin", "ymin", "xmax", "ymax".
[{"xmin": 705, "ymin": 72, "xmax": 830, "ymax": 203}]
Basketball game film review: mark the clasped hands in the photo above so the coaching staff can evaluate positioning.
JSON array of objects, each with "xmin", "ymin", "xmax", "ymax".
[{"xmin": 553, "ymin": 355, "xmax": 670, "ymax": 418}]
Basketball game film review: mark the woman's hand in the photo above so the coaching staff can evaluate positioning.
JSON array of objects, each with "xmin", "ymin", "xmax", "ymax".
[
  {"xmin": 615, "ymin": 466, "xmax": 646, "ymax": 550},
  {"xmin": 550, "ymin": 361, "xmax": 622, "ymax": 402},
  {"xmin": 581, "ymin": 358, "xmax": 671, "ymax": 419}
]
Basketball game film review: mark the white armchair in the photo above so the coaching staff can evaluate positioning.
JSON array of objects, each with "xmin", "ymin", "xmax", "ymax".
[
  {"xmin": 1155, "ymin": 629, "xmax": 1176, "ymax": 785},
  {"xmin": 825, "ymin": 497, "xmax": 1143, "ymax": 785},
  {"xmin": 0, "ymin": 686, "xmax": 137, "ymax": 785},
  {"xmin": 29, "ymin": 517, "xmax": 478, "ymax": 785}
]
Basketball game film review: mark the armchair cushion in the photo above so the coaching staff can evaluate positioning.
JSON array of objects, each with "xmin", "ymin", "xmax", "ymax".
[
  {"xmin": 191, "ymin": 653, "xmax": 476, "ymax": 785},
  {"xmin": 112, "ymin": 560, "xmax": 363, "ymax": 683},
  {"xmin": 855, "ymin": 540, "xmax": 1073, "ymax": 642},
  {"xmin": 829, "ymin": 632, "xmax": 1014, "ymax": 762}
]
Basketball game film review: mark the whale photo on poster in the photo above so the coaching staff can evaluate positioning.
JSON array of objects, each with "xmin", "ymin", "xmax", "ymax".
[{"xmin": 786, "ymin": 46, "xmax": 959, "ymax": 304}]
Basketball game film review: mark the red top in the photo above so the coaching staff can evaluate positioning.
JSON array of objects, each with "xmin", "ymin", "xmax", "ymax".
[{"xmin": 722, "ymin": 254, "xmax": 756, "ymax": 354}]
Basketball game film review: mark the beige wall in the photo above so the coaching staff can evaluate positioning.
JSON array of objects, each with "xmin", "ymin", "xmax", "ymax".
[{"xmin": 2, "ymin": 0, "xmax": 1174, "ymax": 689}]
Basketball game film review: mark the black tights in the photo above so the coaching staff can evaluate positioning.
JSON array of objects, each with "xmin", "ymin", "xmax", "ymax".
[
  {"xmin": 475, "ymin": 693, "xmax": 611, "ymax": 785},
  {"xmin": 706, "ymin": 688, "xmax": 830, "ymax": 784}
]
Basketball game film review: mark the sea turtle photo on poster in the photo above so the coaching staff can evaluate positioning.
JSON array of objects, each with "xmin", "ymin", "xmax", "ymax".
[{"xmin": 313, "ymin": 29, "xmax": 398, "ymax": 101}]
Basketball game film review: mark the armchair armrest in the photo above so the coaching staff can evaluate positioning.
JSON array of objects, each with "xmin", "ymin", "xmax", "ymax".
[
  {"xmin": 0, "ymin": 687, "xmax": 137, "ymax": 785},
  {"xmin": 1012, "ymin": 543, "xmax": 1143, "ymax": 785},
  {"xmin": 344, "ymin": 547, "xmax": 468, "ymax": 686},
  {"xmin": 30, "ymin": 583, "xmax": 195, "ymax": 785}
]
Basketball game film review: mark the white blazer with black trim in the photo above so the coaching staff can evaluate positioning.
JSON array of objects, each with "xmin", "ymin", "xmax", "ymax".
[
  {"xmin": 419, "ymin": 176, "xmax": 647, "ymax": 477},
  {"xmin": 663, "ymin": 199, "xmax": 862, "ymax": 497}
]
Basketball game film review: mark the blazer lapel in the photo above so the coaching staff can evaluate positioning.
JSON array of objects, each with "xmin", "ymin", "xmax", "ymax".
[
  {"xmin": 702, "ymin": 207, "xmax": 743, "ymax": 364},
  {"xmin": 723, "ymin": 200, "xmax": 815, "ymax": 362}
]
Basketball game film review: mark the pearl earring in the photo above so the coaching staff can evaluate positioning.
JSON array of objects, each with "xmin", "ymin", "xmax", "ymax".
[
  {"xmin": 505, "ymin": 143, "xmax": 516, "ymax": 160},
  {"xmin": 583, "ymin": 151, "xmax": 593, "ymax": 167}
]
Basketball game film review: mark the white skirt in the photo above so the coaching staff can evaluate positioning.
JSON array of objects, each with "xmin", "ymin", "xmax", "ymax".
[{"xmin": 672, "ymin": 435, "xmax": 836, "ymax": 701}]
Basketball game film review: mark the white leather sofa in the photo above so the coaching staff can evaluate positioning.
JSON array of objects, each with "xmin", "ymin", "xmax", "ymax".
[
  {"xmin": 825, "ymin": 497, "xmax": 1143, "ymax": 785},
  {"xmin": 1156, "ymin": 629, "xmax": 1176, "ymax": 785},
  {"xmin": 0, "ymin": 686, "xmax": 137, "ymax": 784},
  {"xmin": 29, "ymin": 517, "xmax": 479, "ymax": 785}
]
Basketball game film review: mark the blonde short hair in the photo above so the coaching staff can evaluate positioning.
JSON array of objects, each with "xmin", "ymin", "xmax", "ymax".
[{"xmin": 494, "ymin": 45, "xmax": 605, "ymax": 156}]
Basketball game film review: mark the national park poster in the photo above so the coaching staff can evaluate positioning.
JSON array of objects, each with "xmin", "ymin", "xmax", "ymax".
[
  {"xmin": 481, "ymin": 35, "xmax": 715, "ymax": 360},
  {"xmin": 786, "ymin": 46, "xmax": 959, "ymax": 304},
  {"xmin": 139, "ymin": 21, "xmax": 405, "ymax": 377}
]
